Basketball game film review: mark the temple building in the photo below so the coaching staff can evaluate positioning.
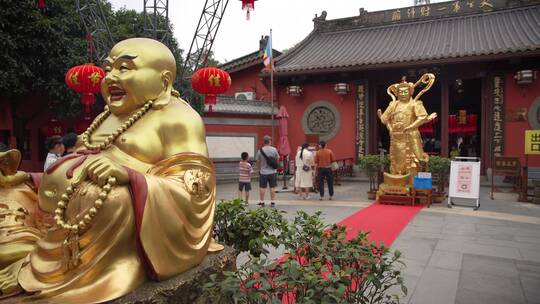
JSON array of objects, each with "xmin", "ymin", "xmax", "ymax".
[
  {"xmin": 206, "ymin": 48, "xmax": 281, "ymax": 165},
  {"xmin": 2, "ymin": 0, "xmax": 539, "ymax": 173},
  {"xmin": 222, "ymin": 0, "xmax": 540, "ymax": 173}
]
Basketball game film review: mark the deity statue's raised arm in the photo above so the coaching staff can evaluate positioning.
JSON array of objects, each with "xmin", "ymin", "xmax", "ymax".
[{"xmin": 0, "ymin": 38, "xmax": 222, "ymax": 303}]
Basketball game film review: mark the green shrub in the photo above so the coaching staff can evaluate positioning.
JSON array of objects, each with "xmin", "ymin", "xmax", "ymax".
[
  {"xmin": 359, "ymin": 155, "xmax": 386, "ymax": 192},
  {"xmin": 207, "ymin": 210, "xmax": 407, "ymax": 303},
  {"xmin": 213, "ymin": 198, "xmax": 287, "ymax": 257},
  {"xmin": 428, "ymin": 156, "xmax": 451, "ymax": 194}
]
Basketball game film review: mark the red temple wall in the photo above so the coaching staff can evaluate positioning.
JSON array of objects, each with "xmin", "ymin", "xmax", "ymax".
[
  {"xmin": 505, "ymin": 73, "xmax": 540, "ymax": 166},
  {"xmin": 278, "ymin": 81, "xmax": 357, "ymax": 161},
  {"xmin": 1, "ymin": 94, "xmax": 102, "ymax": 172},
  {"xmin": 225, "ymin": 65, "xmax": 271, "ymax": 101}
]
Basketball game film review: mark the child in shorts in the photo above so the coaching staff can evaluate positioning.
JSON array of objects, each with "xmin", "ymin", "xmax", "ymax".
[{"xmin": 238, "ymin": 152, "xmax": 253, "ymax": 203}]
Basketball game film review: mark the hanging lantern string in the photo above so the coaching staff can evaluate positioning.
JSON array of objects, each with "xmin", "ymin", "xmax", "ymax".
[{"xmin": 86, "ymin": 33, "xmax": 95, "ymax": 64}]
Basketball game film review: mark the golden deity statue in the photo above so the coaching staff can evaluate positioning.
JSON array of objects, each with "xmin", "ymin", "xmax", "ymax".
[
  {"xmin": 0, "ymin": 38, "xmax": 222, "ymax": 302},
  {"xmin": 377, "ymin": 73, "xmax": 437, "ymax": 196}
]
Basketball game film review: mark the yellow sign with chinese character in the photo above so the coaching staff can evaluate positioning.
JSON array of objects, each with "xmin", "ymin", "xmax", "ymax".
[{"xmin": 525, "ymin": 130, "xmax": 540, "ymax": 154}]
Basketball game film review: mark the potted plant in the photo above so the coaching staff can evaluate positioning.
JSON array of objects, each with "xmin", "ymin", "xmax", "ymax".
[
  {"xmin": 359, "ymin": 154, "xmax": 385, "ymax": 200},
  {"xmin": 428, "ymin": 156, "xmax": 451, "ymax": 203}
]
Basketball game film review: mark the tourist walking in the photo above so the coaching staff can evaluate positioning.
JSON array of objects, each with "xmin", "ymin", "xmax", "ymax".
[
  {"xmin": 256, "ymin": 135, "xmax": 279, "ymax": 207},
  {"xmin": 295, "ymin": 143, "xmax": 313, "ymax": 199},
  {"xmin": 314, "ymin": 140, "xmax": 335, "ymax": 200},
  {"xmin": 62, "ymin": 132, "xmax": 78, "ymax": 156},
  {"xmin": 43, "ymin": 136, "xmax": 64, "ymax": 171},
  {"xmin": 238, "ymin": 152, "xmax": 253, "ymax": 203},
  {"xmin": 293, "ymin": 146, "xmax": 301, "ymax": 194}
]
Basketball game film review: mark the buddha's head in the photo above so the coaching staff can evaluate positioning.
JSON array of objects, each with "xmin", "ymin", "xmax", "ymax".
[{"xmin": 101, "ymin": 38, "xmax": 176, "ymax": 116}]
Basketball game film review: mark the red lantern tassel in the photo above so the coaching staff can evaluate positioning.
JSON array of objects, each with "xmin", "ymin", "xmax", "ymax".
[
  {"xmin": 38, "ymin": 0, "xmax": 45, "ymax": 9},
  {"xmin": 206, "ymin": 94, "xmax": 217, "ymax": 113},
  {"xmin": 242, "ymin": 0, "xmax": 254, "ymax": 20},
  {"xmin": 82, "ymin": 93, "xmax": 94, "ymax": 113}
]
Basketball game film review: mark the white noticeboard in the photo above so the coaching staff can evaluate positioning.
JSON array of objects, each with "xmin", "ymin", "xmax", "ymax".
[
  {"xmin": 448, "ymin": 157, "xmax": 481, "ymax": 210},
  {"xmin": 206, "ymin": 136, "xmax": 255, "ymax": 159}
]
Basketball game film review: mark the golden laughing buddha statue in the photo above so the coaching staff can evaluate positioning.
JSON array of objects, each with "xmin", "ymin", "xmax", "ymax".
[
  {"xmin": 0, "ymin": 37, "xmax": 221, "ymax": 303},
  {"xmin": 377, "ymin": 73, "xmax": 437, "ymax": 196}
]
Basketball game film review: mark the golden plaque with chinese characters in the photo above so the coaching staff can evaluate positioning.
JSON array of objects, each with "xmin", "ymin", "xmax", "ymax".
[
  {"xmin": 0, "ymin": 38, "xmax": 222, "ymax": 303},
  {"xmin": 377, "ymin": 73, "xmax": 437, "ymax": 198}
]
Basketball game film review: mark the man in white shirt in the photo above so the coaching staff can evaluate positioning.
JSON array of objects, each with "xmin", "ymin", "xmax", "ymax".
[{"xmin": 43, "ymin": 135, "xmax": 65, "ymax": 171}]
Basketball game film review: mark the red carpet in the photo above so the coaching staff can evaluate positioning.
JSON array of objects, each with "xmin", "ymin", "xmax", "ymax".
[{"xmin": 337, "ymin": 203, "xmax": 423, "ymax": 247}]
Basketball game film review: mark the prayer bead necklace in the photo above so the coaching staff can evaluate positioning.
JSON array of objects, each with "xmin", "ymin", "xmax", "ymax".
[
  {"xmin": 54, "ymin": 100, "xmax": 154, "ymax": 233},
  {"xmin": 82, "ymin": 100, "xmax": 154, "ymax": 151},
  {"xmin": 54, "ymin": 176, "xmax": 116, "ymax": 233}
]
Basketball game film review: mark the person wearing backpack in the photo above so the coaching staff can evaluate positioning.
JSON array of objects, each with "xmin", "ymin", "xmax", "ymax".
[{"xmin": 256, "ymin": 135, "xmax": 279, "ymax": 207}]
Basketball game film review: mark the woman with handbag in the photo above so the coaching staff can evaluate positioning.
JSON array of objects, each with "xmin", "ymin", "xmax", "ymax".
[{"xmin": 295, "ymin": 143, "xmax": 313, "ymax": 199}]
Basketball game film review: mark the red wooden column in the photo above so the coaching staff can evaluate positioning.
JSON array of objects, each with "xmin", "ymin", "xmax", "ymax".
[{"xmin": 441, "ymin": 77, "xmax": 449, "ymax": 157}]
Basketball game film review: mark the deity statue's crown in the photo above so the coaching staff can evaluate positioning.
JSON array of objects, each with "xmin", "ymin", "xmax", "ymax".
[{"xmin": 395, "ymin": 76, "xmax": 414, "ymax": 91}]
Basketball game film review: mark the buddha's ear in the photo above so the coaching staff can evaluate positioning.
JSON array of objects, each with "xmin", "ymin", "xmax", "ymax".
[
  {"xmin": 153, "ymin": 70, "xmax": 173, "ymax": 109},
  {"xmin": 161, "ymin": 70, "xmax": 173, "ymax": 89}
]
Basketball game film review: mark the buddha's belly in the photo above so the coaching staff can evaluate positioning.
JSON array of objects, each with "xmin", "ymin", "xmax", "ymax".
[
  {"xmin": 39, "ymin": 157, "xmax": 86, "ymax": 213},
  {"xmin": 38, "ymin": 149, "xmax": 154, "ymax": 213}
]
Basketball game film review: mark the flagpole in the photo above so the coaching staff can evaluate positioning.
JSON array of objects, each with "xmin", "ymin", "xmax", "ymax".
[{"xmin": 270, "ymin": 29, "xmax": 275, "ymax": 143}]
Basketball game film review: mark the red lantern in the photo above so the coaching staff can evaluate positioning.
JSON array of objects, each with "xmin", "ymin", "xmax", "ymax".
[
  {"xmin": 240, "ymin": 0, "xmax": 256, "ymax": 20},
  {"xmin": 191, "ymin": 67, "xmax": 231, "ymax": 112},
  {"xmin": 41, "ymin": 119, "xmax": 64, "ymax": 137},
  {"xmin": 75, "ymin": 116, "xmax": 93, "ymax": 134},
  {"xmin": 65, "ymin": 64, "xmax": 105, "ymax": 113}
]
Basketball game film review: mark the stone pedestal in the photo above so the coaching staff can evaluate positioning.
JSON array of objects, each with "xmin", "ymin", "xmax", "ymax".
[{"xmin": 4, "ymin": 246, "xmax": 236, "ymax": 304}]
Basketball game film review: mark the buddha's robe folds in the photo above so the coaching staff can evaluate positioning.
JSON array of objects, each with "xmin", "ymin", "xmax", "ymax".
[
  {"xmin": 0, "ymin": 179, "xmax": 49, "ymax": 269},
  {"xmin": 17, "ymin": 146, "xmax": 216, "ymax": 303}
]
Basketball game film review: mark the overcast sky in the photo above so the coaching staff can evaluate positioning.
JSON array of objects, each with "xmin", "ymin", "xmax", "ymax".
[{"xmin": 109, "ymin": 0, "xmax": 446, "ymax": 63}]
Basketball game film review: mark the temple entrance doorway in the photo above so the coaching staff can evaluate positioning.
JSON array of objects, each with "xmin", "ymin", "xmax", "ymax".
[{"xmin": 447, "ymin": 78, "xmax": 482, "ymax": 158}]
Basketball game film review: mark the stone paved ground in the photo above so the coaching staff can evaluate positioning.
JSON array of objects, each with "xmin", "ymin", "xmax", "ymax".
[{"xmin": 216, "ymin": 179, "xmax": 540, "ymax": 304}]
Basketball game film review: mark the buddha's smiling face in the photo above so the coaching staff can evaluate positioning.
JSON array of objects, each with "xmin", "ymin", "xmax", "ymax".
[{"xmin": 101, "ymin": 38, "xmax": 176, "ymax": 116}]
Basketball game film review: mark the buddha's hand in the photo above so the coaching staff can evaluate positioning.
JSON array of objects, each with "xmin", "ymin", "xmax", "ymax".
[
  {"xmin": 377, "ymin": 109, "xmax": 383, "ymax": 119},
  {"xmin": 75, "ymin": 156, "xmax": 130, "ymax": 187}
]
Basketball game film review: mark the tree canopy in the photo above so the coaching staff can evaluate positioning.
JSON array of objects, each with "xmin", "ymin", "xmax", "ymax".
[{"xmin": 0, "ymin": 0, "xmax": 205, "ymax": 118}]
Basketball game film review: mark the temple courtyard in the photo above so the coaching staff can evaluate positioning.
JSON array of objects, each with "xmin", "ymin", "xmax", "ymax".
[{"xmin": 216, "ymin": 180, "xmax": 540, "ymax": 304}]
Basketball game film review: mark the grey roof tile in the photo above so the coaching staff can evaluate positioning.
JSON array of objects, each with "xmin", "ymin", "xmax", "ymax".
[
  {"xmin": 220, "ymin": 49, "xmax": 281, "ymax": 73},
  {"xmin": 275, "ymin": 6, "xmax": 540, "ymax": 73},
  {"xmin": 204, "ymin": 96, "xmax": 278, "ymax": 115}
]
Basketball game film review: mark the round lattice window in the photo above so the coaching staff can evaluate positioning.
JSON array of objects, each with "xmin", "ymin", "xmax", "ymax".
[{"xmin": 302, "ymin": 101, "xmax": 341, "ymax": 141}]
